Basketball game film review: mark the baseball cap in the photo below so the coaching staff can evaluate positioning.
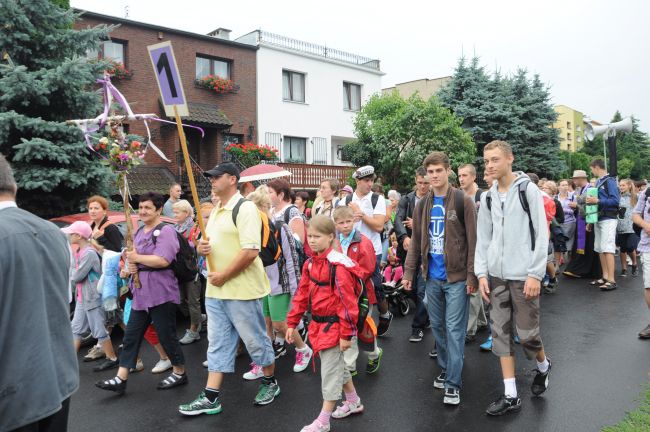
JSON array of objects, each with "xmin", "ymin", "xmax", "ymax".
[
  {"xmin": 61, "ymin": 221, "xmax": 92, "ymax": 240},
  {"xmin": 342, "ymin": 185, "xmax": 353, "ymax": 194},
  {"xmin": 204, "ymin": 162, "xmax": 240, "ymax": 180},
  {"xmin": 352, "ymin": 165, "xmax": 375, "ymax": 180}
]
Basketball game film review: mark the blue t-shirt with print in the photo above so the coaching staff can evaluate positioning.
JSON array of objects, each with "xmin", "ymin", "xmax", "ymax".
[{"xmin": 428, "ymin": 196, "xmax": 446, "ymax": 280}]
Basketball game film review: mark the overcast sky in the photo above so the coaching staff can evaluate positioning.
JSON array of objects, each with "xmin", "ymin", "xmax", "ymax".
[{"xmin": 71, "ymin": 0, "xmax": 650, "ymax": 132}]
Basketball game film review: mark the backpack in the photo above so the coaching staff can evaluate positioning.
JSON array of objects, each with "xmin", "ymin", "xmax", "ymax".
[
  {"xmin": 283, "ymin": 205, "xmax": 309, "ymax": 268},
  {"xmin": 232, "ymin": 198, "xmax": 281, "ymax": 267},
  {"xmin": 308, "ymin": 261, "xmax": 369, "ymax": 336},
  {"xmin": 139, "ymin": 223, "xmax": 198, "ymax": 283},
  {"xmin": 598, "ymin": 175, "xmax": 623, "ymax": 219},
  {"xmin": 485, "ymin": 180, "xmax": 536, "ymax": 251}
]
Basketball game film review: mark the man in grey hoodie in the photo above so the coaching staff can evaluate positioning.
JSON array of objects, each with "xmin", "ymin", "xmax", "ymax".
[{"xmin": 475, "ymin": 141, "xmax": 552, "ymax": 416}]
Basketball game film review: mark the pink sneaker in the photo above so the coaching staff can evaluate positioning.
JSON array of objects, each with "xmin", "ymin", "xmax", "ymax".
[
  {"xmin": 300, "ymin": 419, "xmax": 330, "ymax": 432},
  {"xmin": 293, "ymin": 347, "xmax": 313, "ymax": 373},
  {"xmin": 242, "ymin": 362, "xmax": 264, "ymax": 380},
  {"xmin": 332, "ymin": 399, "xmax": 364, "ymax": 419}
]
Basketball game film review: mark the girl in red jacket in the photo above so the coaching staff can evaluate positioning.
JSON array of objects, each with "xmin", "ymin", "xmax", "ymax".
[{"xmin": 286, "ymin": 215, "xmax": 363, "ymax": 432}]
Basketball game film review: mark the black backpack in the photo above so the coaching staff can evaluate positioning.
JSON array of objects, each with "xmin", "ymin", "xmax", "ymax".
[
  {"xmin": 139, "ymin": 223, "xmax": 198, "ymax": 283},
  {"xmin": 232, "ymin": 198, "xmax": 281, "ymax": 267},
  {"xmin": 485, "ymin": 181, "xmax": 536, "ymax": 251}
]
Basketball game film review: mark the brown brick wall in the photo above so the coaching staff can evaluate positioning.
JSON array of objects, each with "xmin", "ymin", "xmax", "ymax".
[{"xmin": 75, "ymin": 15, "xmax": 257, "ymax": 174}]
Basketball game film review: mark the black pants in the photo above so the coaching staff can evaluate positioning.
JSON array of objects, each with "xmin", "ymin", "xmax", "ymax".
[
  {"xmin": 12, "ymin": 398, "xmax": 70, "ymax": 432},
  {"xmin": 120, "ymin": 301, "xmax": 184, "ymax": 369}
]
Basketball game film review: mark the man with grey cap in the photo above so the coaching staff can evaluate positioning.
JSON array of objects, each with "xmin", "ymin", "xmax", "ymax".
[
  {"xmin": 0, "ymin": 154, "xmax": 78, "ymax": 431},
  {"xmin": 180, "ymin": 162, "xmax": 279, "ymax": 416}
]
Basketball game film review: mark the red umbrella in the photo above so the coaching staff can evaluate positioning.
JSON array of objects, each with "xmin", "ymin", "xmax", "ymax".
[{"xmin": 238, "ymin": 163, "xmax": 292, "ymax": 183}]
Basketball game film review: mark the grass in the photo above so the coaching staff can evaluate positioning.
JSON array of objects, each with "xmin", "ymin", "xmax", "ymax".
[{"xmin": 602, "ymin": 386, "xmax": 650, "ymax": 432}]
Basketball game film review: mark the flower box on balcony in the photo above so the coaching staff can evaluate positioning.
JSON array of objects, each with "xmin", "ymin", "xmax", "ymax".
[
  {"xmin": 105, "ymin": 61, "xmax": 132, "ymax": 80},
  {"xmin": 225, "ymin": 143, "xmax": 278, "ymax": 168},
  {"xmin": 195, "ymin": 75, "xmax": 240, "ymax": 94}
]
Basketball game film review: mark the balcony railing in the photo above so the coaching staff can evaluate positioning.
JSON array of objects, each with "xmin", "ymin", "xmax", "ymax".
[
  {"xmin": 278, "ymin": 163, "xmax": 355, "ymax": 189},
  {"xmin": 258, "ymin": 30, "xmax": 381, "ymax": 71}
]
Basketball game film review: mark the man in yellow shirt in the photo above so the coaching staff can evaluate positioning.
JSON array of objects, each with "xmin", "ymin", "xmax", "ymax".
[{"xmin": 179, "ymin": 163, "xmax": 278, "ymax": 417}]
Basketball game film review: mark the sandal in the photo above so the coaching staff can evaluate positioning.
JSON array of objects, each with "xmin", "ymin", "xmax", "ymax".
[
  {"xmin": 157, "ymin": 372, "xmax": 188, "ymax": 390},
  {"xmin": 599, "ymin": 281, "xmax": 617, "ymax": 291},
  {"xmin": 590, "ymin": 279, "xmax": 605, "ymax": 286}
]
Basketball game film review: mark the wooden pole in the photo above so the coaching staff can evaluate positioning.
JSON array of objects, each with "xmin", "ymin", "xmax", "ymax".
[
  {"xmin": 122, "ymin": 174, "xmax": 141, "ymax": 288},
  {"xmin": 173, "ymin": 105, "xmax": 216, "ymax": 272}
]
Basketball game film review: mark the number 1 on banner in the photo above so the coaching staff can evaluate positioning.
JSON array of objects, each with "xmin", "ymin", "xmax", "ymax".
[{"xmin": 147, "ymin": 41, "xmax": 188, "ymax": 117}]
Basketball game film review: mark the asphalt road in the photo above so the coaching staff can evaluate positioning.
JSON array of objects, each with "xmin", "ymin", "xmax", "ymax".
[{"xmin": 70, "ymin": 271, "xmax": 650, "ymax": 432}]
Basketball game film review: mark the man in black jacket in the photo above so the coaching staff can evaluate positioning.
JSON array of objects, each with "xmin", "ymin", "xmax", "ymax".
[{"xmin": 395, "ymin": 167, "xmax": 431, "ymax": 344}]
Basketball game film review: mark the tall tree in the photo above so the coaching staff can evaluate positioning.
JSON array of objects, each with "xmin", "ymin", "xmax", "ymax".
[
  {"xmin": 439, "ymin": 57, "xmax": 566, "ymax": 178},
  {"xmin": 0, "ymin": 0, "xmax": 114, "ymax": 217},
  {"xmin": 344, "ymin": 92, "xmax": 474, "ymax": 190}
]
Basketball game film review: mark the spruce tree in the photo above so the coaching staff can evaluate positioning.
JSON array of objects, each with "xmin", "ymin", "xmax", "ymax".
[{"xmin": 0, "ymin": 0, "xmax": 115, "ymax": 217}]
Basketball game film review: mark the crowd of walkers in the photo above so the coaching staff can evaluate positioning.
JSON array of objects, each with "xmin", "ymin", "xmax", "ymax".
[{"xmin": 3, "ymin": 139, "xmax": 650, "ymax": 431}]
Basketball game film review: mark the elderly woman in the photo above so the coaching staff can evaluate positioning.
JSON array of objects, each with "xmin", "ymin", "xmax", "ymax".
[
  {"xmin": 172, "ymin": 200, "xmax": 203, "ymax": 345},
  {"xmin": 87, "ymin": 195, "xmax": 123, "ymax": 252}
]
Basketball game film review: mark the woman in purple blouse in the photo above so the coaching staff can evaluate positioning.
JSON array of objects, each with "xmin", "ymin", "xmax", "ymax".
[
  {"xmin": 558, "ymin": 179, "xmax": 577, "ymax": 265},
  {"xmin": 96, "ymin": 192, "xmax": 186, "ymax": 395}
]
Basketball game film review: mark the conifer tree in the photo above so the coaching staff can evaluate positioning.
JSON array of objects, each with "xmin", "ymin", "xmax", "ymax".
[{"xmin": 0, "ymin": 0, "xmax": 115, "ymax": 217}]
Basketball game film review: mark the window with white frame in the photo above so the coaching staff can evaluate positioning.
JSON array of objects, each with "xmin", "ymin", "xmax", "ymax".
[
  {"xmin": 195, "ymin": 56, "xmax": 231, "ymax": 80},
  {"xmin": 283, "ymin": 70, "xmax": 305, "ymax": 103},
  {"xmin": 87, "ymin": 40, "xmax": 126, "ymax": 64},
  {"xmin": 283, "ymin": 136, "xmax": 306, "ymax": 163},
  {"xmin": 343, "ymin": 82, "xmax": 361, "ymax": 111}
]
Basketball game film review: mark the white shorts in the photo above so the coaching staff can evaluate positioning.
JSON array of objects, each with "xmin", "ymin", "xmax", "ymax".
[
  {"xmin": 594, "ymin": 219, "xmax": 617, "ymax": 254},
  {"xmin": 642, "ymin": 253, "xmax": 650, "ymax": 289}
]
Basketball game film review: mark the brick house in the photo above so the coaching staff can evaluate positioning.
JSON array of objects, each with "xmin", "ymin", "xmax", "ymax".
[{"xmin": 75, "ymin": 11, "xmax": 258, "ymax": 196}]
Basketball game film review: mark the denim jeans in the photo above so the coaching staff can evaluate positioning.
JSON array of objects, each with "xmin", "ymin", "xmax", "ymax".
[
  {"xmin": 411, "ymin": 269, "xmax": 429, "ymax": 330},
  {"xmin": 205, "ymin": 297, "xmax": 275, "ymax": 373},
  {"xmin": 425, "ymin": 279, "xmax": 469, "ymax": 390},
  {"xmin": 373, "ymin": 254, "xmax": 385, "ymax": 302}
]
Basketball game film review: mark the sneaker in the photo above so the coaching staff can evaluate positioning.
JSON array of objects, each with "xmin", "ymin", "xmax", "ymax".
[
  {"xmin": 632, "ymin": 265, "xmax": 639, "ymax": 277},
  {"xmin": 433, "ymin": 372, "xmax": 446, "ymax": 389},
  {"xmin": 300, "ymin": 419, "xmax": 330, "ymax": 432},
  {"xmin": 621, "ymin": 268, "xmax": 628, "ymax": 277},
  {"xmin": 178, "ymin": 391, "xmax": 222, "ymax": 416},
  {"xmin": 202, "ymin": 360, "xmax": 208, "ymax": 368},
  {"xmin": 95, "ymin": 377, "xmax": 126, "ymax": 395},
  {"xmin": 179, "ymin": 329, "xmax": 200, "ymax": 345},
  {"xmin": 293, "ymin": 347, "xmax": 313, "ymax": 373},
  {"xmin": 543, "ymin": 278, "xmax": 557, "ymax": 294},
  {"xmin": 273, "ymin": 341, "xmax": 287, "ymax": 358},
  {"xmin": 93, "ymin": 357, "xmax": 119, "ymax": 372},
  {"xmin": 254, "ymin": 379, "xmax": 280, "ymax": 405},
  {"xmin": 443, "ymin": 388, "xmax": 460, "ymax": 405},
  {"xmin": 480, "ymin": 336, "xmax": 493, "ymax": 351},
  {"xmin": 409, "ymin": 328, "xmax": 424, "ymax": 343},
  {"xmin": 243, "ymin": 362, "xmax": 264, "ymax": 381},
  {"xmin": 151, "ymin": 358, "xmax": 172, "ymax": 374},
  {"xmin": 531, "ymin": 358, "xmax": 552, "ymax": 396},
  {"xmin": 639, "ymin": 324, "xmax": 650, "ymax": 339},
  {"xmin": 130, "ymin": 359, "xmax": 144, "ymax": 373},
  {"xmin": 332, "ymin": 399, "xmax": 364, "ymax": 419},
  {"xmin": 514, "ymin": 335, "xmax": 520, "ymax": 344},
  {"xmin": 83, "ymin": 345, "xmax": 105, "ymax": 362},
  {"xmin": 377, "ymin": 312, "xmax": 393, "ymax": 337},
  {"xmin": 465, "ymin": 333, "xmax": 477, "ymax": 343},
  {"xmin": 486, "ymin": 395, "xmax": 522, "ymax": 416},
  {"xmin": 429, "ymin": 348, "xmax": 438, "ymax": 358},
  {"xmin": 297, "ymin": 325, "xmax": 309, "ymax": 345},
  {"xmin": 366, "ymin": 348, "xmax": 383, "ymax": 374}
]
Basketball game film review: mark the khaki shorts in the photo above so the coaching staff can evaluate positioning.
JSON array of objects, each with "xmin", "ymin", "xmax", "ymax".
[
  {"xmin": 319, "ymin": 345, "xmax": 352, "ymax": 401},
  {"xmin": 594, "ymin": 219, "xmax": 617, "ymax": 254}
]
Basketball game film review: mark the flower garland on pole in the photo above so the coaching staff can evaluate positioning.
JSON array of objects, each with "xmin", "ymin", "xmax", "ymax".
[{"xmin": 67, "ymin": 73, "xmax": 205, "ymax": 288}]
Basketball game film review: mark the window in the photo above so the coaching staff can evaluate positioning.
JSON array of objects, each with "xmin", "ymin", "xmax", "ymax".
[
  {"xmin": 577, "ymin": 136, "xmax": 582, "ymax": 142},
  {"xmin": 195, "ymin": 56, "xmax": 231, "ymax": 80},
  {"xmin": 282, "ymin": 70, "xmax": 305, "ymax": 102},
  {"xmin": 87, "ymin": 40, "xmax": 126, "ymax": 64},
  {"xmin": 576, "ymin": 125, "xmax": 581, "ymax": 132},
  {"xmin": 312, "ymin": 137, "xmax": 327, "ymax": 165},
  {"xmin": 567, "ymin": 121, "xmax": 571, "ymax": 129},
  {"xmin": 567, "ymin": 132, "xmax": 572, "ymax": 140},
  {"xmin": 343, "ymin": 82, "xmax": 361, "ymax": 111},
  {"xmin": 283, "ymin": 136, "xmax": 306, "ymax": 163}
]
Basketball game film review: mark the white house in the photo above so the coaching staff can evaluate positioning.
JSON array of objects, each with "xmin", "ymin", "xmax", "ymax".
[{"xmin": 236, "ymin": 30, "xmax": 384, "ymax": 168}]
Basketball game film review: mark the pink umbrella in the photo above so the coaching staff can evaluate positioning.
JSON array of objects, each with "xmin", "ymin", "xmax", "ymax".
[{"xmin": 238, "ymin": 163, "xmax": 292, "ymax": 183}]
